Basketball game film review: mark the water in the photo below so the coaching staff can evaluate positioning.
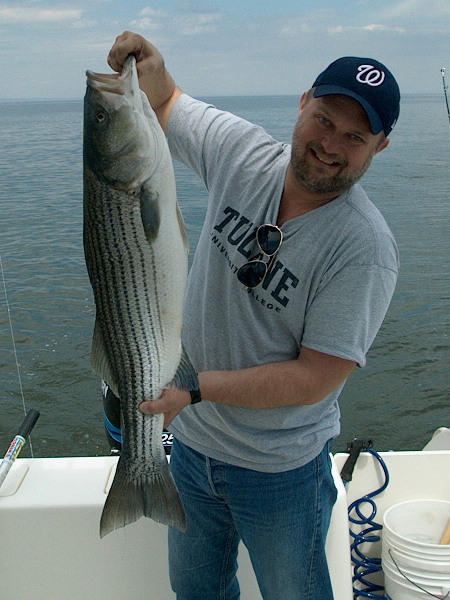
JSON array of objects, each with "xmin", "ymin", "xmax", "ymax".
[{"xmin": 0, "ymin": 95, "xmax": 448, "ymax": 458}]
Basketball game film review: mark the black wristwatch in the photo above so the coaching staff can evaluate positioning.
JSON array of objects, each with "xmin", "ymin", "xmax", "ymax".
[{"xmin": 190, "ymin": 389, "xmax": 202, "ymax": 404}]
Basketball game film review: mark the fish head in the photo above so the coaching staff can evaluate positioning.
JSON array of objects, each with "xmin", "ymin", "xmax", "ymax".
[{"xmin": 84, "ymin": 56, "xmax": 162, "ymax": 189}]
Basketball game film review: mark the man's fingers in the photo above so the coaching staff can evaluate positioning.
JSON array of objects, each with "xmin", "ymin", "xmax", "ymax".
[
  {"xmin": 139, "ymin": 399, "xmax": 175, "ymax": 428},
  {"xmin": 107, "ymin": 31, "xmax": 144, "ymax": 72},
  {"xmin": 139, "ymin": 399, "xmax": 163, "ymax": 415}
]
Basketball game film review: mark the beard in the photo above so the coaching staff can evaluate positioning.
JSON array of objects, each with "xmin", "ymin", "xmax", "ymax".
[{"xmin": 290, "ymin": 126, "xmax": 374, "ymax": 196}]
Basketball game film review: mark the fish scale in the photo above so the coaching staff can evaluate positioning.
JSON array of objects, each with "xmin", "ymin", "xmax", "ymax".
[
  {"xmin": 88, "ymin": 186, "xmax": 158, "ymax": 370},
  {"xmin": 83, "ymin": 56, "xmax": 198, "ymax": 537},
  {"xmin": 85, "ymin": 180, "xmax": 164, "ymax": 447}
]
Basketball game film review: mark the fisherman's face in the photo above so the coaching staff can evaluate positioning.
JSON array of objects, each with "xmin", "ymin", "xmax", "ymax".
[{"xmin": 290, "ymin": 92, "xmax": 389, "ymax": 196}]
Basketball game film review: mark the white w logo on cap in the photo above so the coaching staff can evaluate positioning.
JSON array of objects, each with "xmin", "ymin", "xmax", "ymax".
[{"xmin": 356, "ymin": 64, "xmax": 385, "ymax": 87}]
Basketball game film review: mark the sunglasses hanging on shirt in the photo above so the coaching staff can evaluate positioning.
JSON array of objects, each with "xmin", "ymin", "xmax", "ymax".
[{"xmin": 237, "ymin": 224, "xmax": 283, "ymax": 289}]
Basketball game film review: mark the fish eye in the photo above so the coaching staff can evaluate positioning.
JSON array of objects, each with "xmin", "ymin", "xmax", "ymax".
[{"xmin": 92, "ymin": 104, "xmax": 108, "ymax": 124}]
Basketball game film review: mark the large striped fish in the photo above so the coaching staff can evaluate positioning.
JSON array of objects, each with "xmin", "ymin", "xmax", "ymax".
[{"xmin": 83, "ymin": 55, "xmax": 196, "ymax": 537}]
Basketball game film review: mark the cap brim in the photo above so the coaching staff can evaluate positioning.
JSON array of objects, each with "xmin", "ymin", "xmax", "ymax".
[{"xmin": 313, "ymin": 85, "xmax": 384, "ymax": 135}]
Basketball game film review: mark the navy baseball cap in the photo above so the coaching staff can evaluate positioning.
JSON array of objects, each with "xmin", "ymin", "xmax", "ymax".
[{"xmin": 312, "ymin": 57, "xmax": 400, "ymax": 136}]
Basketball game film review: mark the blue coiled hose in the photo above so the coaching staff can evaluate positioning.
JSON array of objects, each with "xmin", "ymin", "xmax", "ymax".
[{"xmin": 342, "ymin": 444, "xmax": 390, "ymax": 600}]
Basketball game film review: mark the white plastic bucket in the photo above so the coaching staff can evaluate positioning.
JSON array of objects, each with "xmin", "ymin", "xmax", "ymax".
[
  {"xmin": 382, "ymin": 499, "xmax": 450, "ymax": 600},
  {"xmin": 383, "ymin": 552, "xmax": 450, "ymax": 600}
]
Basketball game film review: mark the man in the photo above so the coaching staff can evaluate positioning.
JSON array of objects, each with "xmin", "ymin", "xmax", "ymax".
[{"xmin": 108, "ymin": 32, "xmax": 400, "ymax": 600}]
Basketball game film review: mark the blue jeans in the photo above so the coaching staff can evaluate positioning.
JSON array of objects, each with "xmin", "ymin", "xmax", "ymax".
[{"xmin": 168, "ymin": 438, "xmax": 337, "ymax": 600}]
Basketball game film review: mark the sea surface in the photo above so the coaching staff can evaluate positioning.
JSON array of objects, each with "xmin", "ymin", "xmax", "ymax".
[{"xmin": 0, "ymin": 94, "xmax": 448, "ymax": 458}]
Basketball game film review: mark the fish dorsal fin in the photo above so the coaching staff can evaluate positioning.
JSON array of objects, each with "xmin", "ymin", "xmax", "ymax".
[
  {"xmin": 170, "ymin": 345, "xmax": 199, "ymax": 391},
  {"xmin": 140, "ymin": 185, "xmax": 161, "ymax": 244},
  {"xmin": 91, "ymin": 319, "xmax": 120, "ymax": 398}
]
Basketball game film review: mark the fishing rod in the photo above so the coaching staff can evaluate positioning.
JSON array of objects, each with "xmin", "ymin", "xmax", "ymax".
[
  {"xmin": 441, "ymin": 68, "xmax": 450, "ymax": 125},
  {"xmin": 0, "ymin": 409, "xmax": 40, "ymax": 488}
]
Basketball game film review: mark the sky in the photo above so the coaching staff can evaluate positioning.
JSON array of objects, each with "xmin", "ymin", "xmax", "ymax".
[{"xmin": 0, "ymin": 0, "xmax": 449, "ymax": 100}]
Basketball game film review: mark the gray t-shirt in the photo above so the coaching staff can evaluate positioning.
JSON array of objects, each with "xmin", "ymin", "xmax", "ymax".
[{"xmin": 168, "ymin": 94, "xmax": 398, "ymax": 472}]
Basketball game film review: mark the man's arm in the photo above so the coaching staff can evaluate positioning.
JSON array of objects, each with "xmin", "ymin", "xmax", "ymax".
[
  {"xmin": 140, "ymin": 347, "xmax": 356, "ymax": 428},
  {"xmin": 201, "ymin": 347, "xmax": 356, "ymax": 408},
  {"xmin": 108, "ymin": 31, "xmax": 182, "ymax": 133}
]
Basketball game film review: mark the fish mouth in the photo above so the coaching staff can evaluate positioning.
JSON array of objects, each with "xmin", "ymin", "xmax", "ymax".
[{"xmin": 86, "ymin": 55, "xmax": 136, "ymax": 95}]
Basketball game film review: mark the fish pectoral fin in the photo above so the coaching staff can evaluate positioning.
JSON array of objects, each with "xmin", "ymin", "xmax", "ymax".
[
  {"xmin": 140, "ymin": 184, "xmax": 161, "ymax": 243},
  {"xmin": 170, "ymin": 345, "xmax": 199, "ymax": 392},
  {"xmin": 90, "ymin": 319, "xmax": 120, "ymax": 398}
]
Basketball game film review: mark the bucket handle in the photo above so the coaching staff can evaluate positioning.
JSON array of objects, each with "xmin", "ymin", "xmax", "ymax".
[{"xmin": 388, "ymin": 549, "xmax": 450, "ymax": 600}]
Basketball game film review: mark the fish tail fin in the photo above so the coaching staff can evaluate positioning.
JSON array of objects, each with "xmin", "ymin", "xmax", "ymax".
[{"xmin": 100, "ymin": 456, "xmax": 187, "ymax": 538}]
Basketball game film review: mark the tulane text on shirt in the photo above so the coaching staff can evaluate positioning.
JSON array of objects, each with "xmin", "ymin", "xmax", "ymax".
[{"xmin": 212, "ymin": 206, "xmax": 299, "ymax": 309}]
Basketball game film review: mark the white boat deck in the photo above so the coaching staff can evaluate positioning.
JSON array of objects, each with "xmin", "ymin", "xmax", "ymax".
[{"xmin": 0, "ymin": 439, "xmax": 449, "ymax": 600}]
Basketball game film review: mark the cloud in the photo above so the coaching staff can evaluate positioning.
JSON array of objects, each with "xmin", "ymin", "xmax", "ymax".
[
  {"xmin": 0, "ymin": 7, "xmax": 83, "ymax": 24},
  {"xmin": 122, "ymin": 6, "xmax": 226, "ymax": 63},
  {"xmin": 329, "ymin": 23, "xmax": 406, "ymax": 34},
  {"xmin": 380, "ymin": 0, "xmax": 450, "ymax": 19},
  {"xmin": 362, "ymin": 24, "xmax": 402, "ymax": 32},
  {"xmin": 278, "ymin": 11, "xmax": 335, "ymax": 35},
  {"xmin": 130, "ymin": 6, "xmax": 164, "ymax": 30},
  {"xmin": 139, "ymin": 7, "xmax": 161, "ymax": 17},
  {"xmin": 73, "ymin": 19, "xmax": 98, "ymax": 29},
  {"xmin": 130, "ymin": 7, "xmax": 224, "ymax": 36},
  {"xmin": 130, "ymin": 16, "xmax": 161, "ymax": 30},
  {"xmin": 174, "ymin": 12, "xmax": 223, "ymax": 35}
]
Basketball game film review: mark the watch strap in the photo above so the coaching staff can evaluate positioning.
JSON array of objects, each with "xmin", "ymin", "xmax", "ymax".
[{"xmin": 190, "ymin": 389, "xmax": 202, "ymax": 404}]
